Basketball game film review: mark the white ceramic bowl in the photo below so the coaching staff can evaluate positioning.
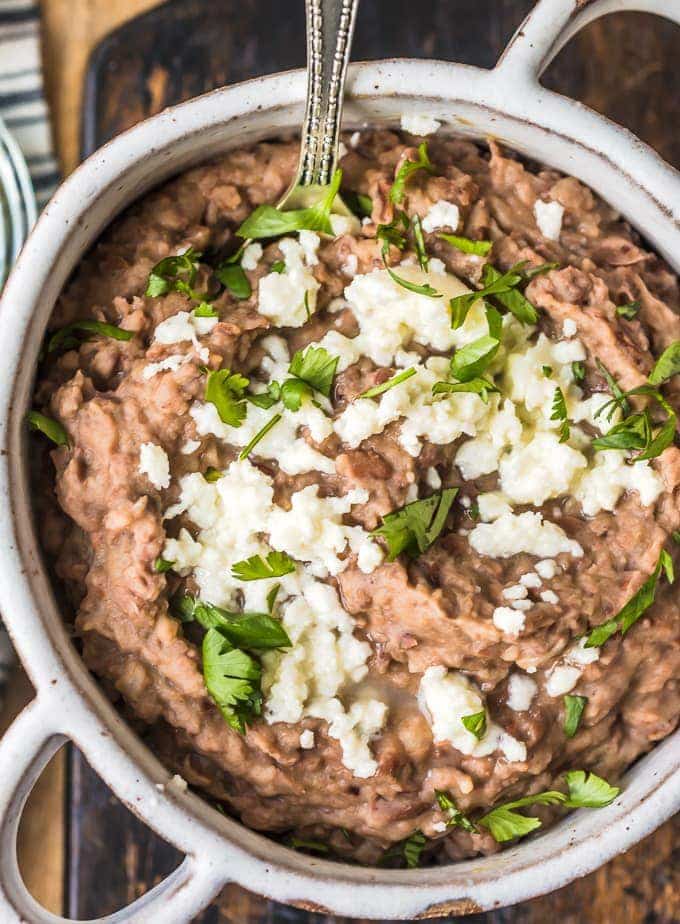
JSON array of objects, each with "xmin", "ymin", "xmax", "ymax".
[{"xmin": 0, "ymin": 1, "xmax": 678, "ymax": 920}]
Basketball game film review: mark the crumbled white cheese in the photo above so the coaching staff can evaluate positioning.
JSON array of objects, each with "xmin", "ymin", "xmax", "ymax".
[
  {"xmin": 330, "ymin": 214, "xmax": 361, "ymax": 237},
  {"xmin": 142, "ymin": 354, "xmax": 187, "ymax": 381},
  {"xmin": 153, "ymin": 311, "xmax": 218, "ymax": 362},
  {"xmin": 545, "ymin": 664, "xmax": 581, "ymax": 697},
  {"xmin": 477, "ymin": 492, "xmax": 512, "ymax": 522},
  {"xmin": 540, "ymin": 589, "xmax": 559, "ymax": 604},
  {"xmin": 241, "ymin": 242, "xmax": 262, "ymax": 271},
  {"xmin": 535, "ymin": 559, "xmax": 557, "ymax": 580},
  {"xmin": 503, "ymin": 584, "xmax": 528, "ymax": 601},
  {"xmin": 299, "ymin": 729, "xmax": 315, "ymax": 749},
  {"xmin": 534, "ymin": 199, "xmax": 564, "ymax": 240},
  {"xmin": 138, "ymin": 442, "xmax": 170, "ymax": 489},
  {"xmin": 342, "ymin": 265, "xmax": 484, "ymax": 367},
  {"xmin": 421, "ymin": 200, "xmax": 460, "ymax": 234},
  {"xmin": 267, "ymin": 484, "xmax": 382, "ymax": 578},
  {"xmin": 493, "ymin": 606, "xmax": 526, "ymax": 636},
  {"xmin": 520, "ymin": 572, "xmax": 542, "ymax": 589},
  {"xmin": 573, "ymin": 450, "xmax": 663, "ymax": 517},
  {"xmin": 507, "ymin": 673, "xmax": 537, "ymax": 711},
  {"xmin": 511, "ymin": 599, "xmax": 534, "ymax": 612},
  {"xmin": 334, "ymin": 358, "xmax": 489, "ymax": 457},
  {"xmin": 338, "ymin": 141, "xmax": 348, "ymax": 159},
  {"xmin": 499, "ymin": 432, "xmax": 588, "ymax": 506},
  {"xmin": 460, "ymin": 495, "xmax": 472, "ymax": 509},
  {"xmin": 349, "ymin": 131, "xmax": 361, "ymax": 148},
  {"xmin": 342, "ymin": 253, "xmax": 359, "ymax": 277},
  {"xmin": 400, "ymin": 113, "xmax": 441, "ymax": 136},
  {"xmin": 426, "ymin": 467, "xmax": 442, "ymax": 489},
  {"xmin": 469, "ymin": 510, "xmax": 583, "ymax": 559},
  {"xmin": 567, "ymin": 637, "xmax": 600, "ymax": 667},
  {"xmin": 263, "ymin": 577, "xmax": 386, "ymax": 777},
  {"xmin": 562, "ymin": 318, "xmax": 578, "ymax": 338},
  {"xmin": 181, "ymin": 439, "xmax": 201, "ymax": 455},
  {"xmin": 418, "ymin": 666, "xmax": 526, "ymax": 762},
  {"xmin": 454, "ymin": 401, "xmax": 523, "ymax": 481},
  {"xmin": 432, "ymin": 821, "xmax": 448, "ymax": 834},
  {"xmin": 257, "ymin": 236, "xmax": 320, "ymax": 327}
]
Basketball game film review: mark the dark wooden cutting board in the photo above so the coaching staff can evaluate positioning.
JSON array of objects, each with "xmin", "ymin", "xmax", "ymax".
[{"xmin": 72, "ymin": 2, "xmax": 680, "ymax": 920}]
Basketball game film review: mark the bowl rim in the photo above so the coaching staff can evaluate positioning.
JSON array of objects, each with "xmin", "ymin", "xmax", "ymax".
[{"xmin": 0, "ymin": 52, "xmax": 678, "ymax": 921}]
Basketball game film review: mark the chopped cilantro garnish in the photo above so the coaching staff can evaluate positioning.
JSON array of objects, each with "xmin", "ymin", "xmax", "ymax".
[
  {"xmin": 390, "ymin": 142, "xmax": 434, "ymax": 205},
  {"xmin": 146, "ymin": 247, "xmax": 202, "ymax": 298},
  {"xmin": 286, "ymin": 836, "xmax": 329, "ymax": 854},
  {"xmin": 386, "ymin": 266, "xmax": 442, "ymax": 298},
  {"xmin": 238, "ymin": 412, "xmax": 282, "ymax": 460},
  {"xmin": 232, "ymin": 550, "xmax": 296, "ymax": 581},
  {"xmin": 434, "ymin": 790, "xmax": 476, "ymax": 832},
  {"xmin": 270, "ymin": 260, "xmax": 285, "ymax": 274},
  {"xmin": 550, "ymin": 386, "xmax": 570, "ymax": 442},
  {"xmin": 586, "ymin": 548, "xmax": 674, "ymax": 647},
  {"xmin": 344, "ymin": 190, "xmax": 373, "ymax": 218},
  {"xmin": 563, "ymin": 694, "xmax": 587, "ymax": 738},
  {"xmin": 382, "ymin": 831, "xmax": 427, "ymax": 868},
  {"xmin": 359, "ymin": 367, "xmax": 416, "ymax": 399},
  {"xmin": 180, "ymin": 595, "xmax": 291, "ymax": 650},
  {"xmin": 437, "ymin": 233, "xmax": 492, "ymax": 256},
  {"xmin": 153, "ymin": 557, "xmax": 174, "ymax": 573},
  {"xmin": 204, "ymin": 368, "xmax": 249, "ymax": 427},
  {"xmin": 202, "ymin": 628, "xmax": 263, "ymax": 733},
  {"xmin": 412, "ymin": 214, "xmax": 429, "ymax": 271},
  {"xmin": 289, "ymin": 345, "xmax": 339, "ymax": 397},
  {"xmin": 572, "ymin": 360, "xmax": 585, "ymax": 381},
  {"xmin": 47, "ymin": 319, "xmax": 134, "ymax": 353},
  {"xmin": 203, "ymin": 467, "xmax": 222, "ymax": 483},
  {"xmin": 432, "ymin": 377, "xmax": 499, "ymax": 404},
  {"xmin": 215, "ymin": 261, "xmax": 252, "ymax": 300},
  {"xmin": 26, "ymin": 411, "xmax": 69, "ymax": 446},
  {"xmin": 450, "ymin": 335, "xmax": 500, "ymax": 382},
  {"xmin": 648, "ymin": 340, "xmax": 680, "ymax": 385},
  {"xmin": 237, "ymin": 170, "xmax": 343, "ymax": 240},
  {"xmin": 542, "ymin": 365, "xmax": 553, "ymax": 378},
  {"xmin": 616, "ymin": 300, "xmax": 640, "ymax": 320},
  {"xmin": 371, "ymin": 489, "xmax": 458, "ymax": 560},
  {"xmin": 461, "ymin": 710, "xmax": 487, "ymax": 740}
]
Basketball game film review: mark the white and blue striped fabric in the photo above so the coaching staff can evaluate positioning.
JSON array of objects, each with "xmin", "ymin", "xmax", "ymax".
[
  {"xmin": 0, "ymin": 0, "xmax": 59, "ymax": 209},
  {"xmin": 0, "ymin": 0, "xmax": 59, "ymax": 697}
]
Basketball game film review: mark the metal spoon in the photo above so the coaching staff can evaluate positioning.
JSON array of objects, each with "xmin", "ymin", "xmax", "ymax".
[{"xmin": 279, "ymin": 0, "xmax": 360, "ymax": 213}]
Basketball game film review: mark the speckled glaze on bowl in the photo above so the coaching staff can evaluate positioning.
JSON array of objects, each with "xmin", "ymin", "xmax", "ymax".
[{"xmin": 0, "ymin": 1, "xmax": 678, "ymax": 920}]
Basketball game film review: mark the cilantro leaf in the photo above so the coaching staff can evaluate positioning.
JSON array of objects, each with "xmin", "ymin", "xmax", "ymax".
[
  {"xmin": 153, "ymin": 557, "xmax": 174, "ymax": 573},
  {"xmin": 248, "ymin": 382, "xmax": 281, "ymax": 409},
  {"xmin": 437, "ymin": 233, "xmax": 492, "ymax": 256},
  {"xmin": 519, "ymin": 261, "xmax": 560, "ymax": 281},
  {"xmin": 412, "ymin": 215, "xmax": 429, "ymax": 270},
  {"xmin": 592, "ymin": 411, "xmax": 651, "ymax": 452},
  {"xmin": 550, "ymin": 386, "xmax": 570, "ymax": 443},
  {"xmin": 386, "ymin": 266, "xmax": 442, "ymax": 298},
  {"xmin": 572, "ymin": 361, "xmax": 585, "ymax": 382},
  {"xmin": 586, "ymin": 547, "xmax": 674, "ymax": 647},
  {"xmin": 376, "ymin": 209, "xmax": 409, "ymax": 255},
  {"xmin": 450, "ymin": 335, "xmax": 500, "ymax": 382},
  {"xmin": 434, "ymin": 790, "xmax": 477, "ymax": 833},
  {"xmin": 359, "ymin": 367, "xmax": 416, "ymax": 399},
  {"xmin": 563, "ymin": 694, "xmax": 587, "ymax": 738},
  {"xmin": 204, "ymin": 368, "xmax": 249, "ymax": 427},
  {"xmin": 237, "ymin": 170, "xmax": 342, "ymax": 240},
  {"xmin": 231, "ymin": 550, "xmax": 296, "ymax": 581},
  {"xmin": 279, "ymin": 378, "xmax": 313, "ymax": 412},
  {"xmin": 648, "ymin": 340, "xmax": 680, "ymax": 385},
  {"xmin": 47, "ymin": 319, "xmax": 134, "ymax": 353},
  {"xmin": 432, "ymin": 377, "xmax": 499, "ymax": 404},
  {"xmin": 563, "ymin": 770, "xmax": 620, "ymax": 808},
  {"xmin": 479, "ymin": 790, "xmax": 566, "ymax": 843},
  {"xmin": 215, "ymin": 262, "xmax": 252, "ymax": 300},
  {"xmin": 194, "ymin": 302, "xmax": 219, "ymax": 318},
  {"xmin": 289, "ymin": 346, "xmax": 339, "ymax": 397},
  {"xmin": 344, "ymin": 190, "xmax": 373, "ymax": 218},
  {"xmin": 371, "ymin": 489, "xmax": 458, "ymax": 560},
  {"xmin": 483, "ymin": 264, "xmax": 539, "ymax": 325},
  {"xmin": 286, "ymin": 836, "xmax": 329, "ymax": 854},
  {"xmin": 181, "ymin": 596, "xmax": 291, "ymax": 650},
  {"xmin": 595, "ymin": 360, "xmax": 630, "ymax": 417},
  {"xmin": 616, "ymin": 300, "xmax": 640, "ymax": 320},
  {"xmin": 266, "ymin": 583, "xmax": 280, "ymax": 614},
  {"xmin": 390, "ymin": 142, "xmax": 434, "ymax": 204},
  {"xmin": 270, "ymin": 260, "xmax": 285, "ymax": 274},
  {"xmin": 382, "ymin": 831, "xmax": 427, "ymax": 868},
  {"xmin": 238, "ymin": 412, "xmax": 282, "ymax": 460},
  {"xmin": 448, "ymin": 265, "xmax": 523, "ymax": 329},
  {"xmin": 202, "ymin": 628, "xmax": 263, "ymax": 733},
  {"xmin": 203, "ymin": 467, "xmax": 222, "ymax": 483},
  {"xmin": 26, "ymin": 411, "xmax": 69, "ymax": 446},
  {"xmin": 146, "ymin": 247, "xmax": 201, "ymax": 298},
  {"xmin": 461, "ymin": 710, "xmax": 487, "ymax": 740}
]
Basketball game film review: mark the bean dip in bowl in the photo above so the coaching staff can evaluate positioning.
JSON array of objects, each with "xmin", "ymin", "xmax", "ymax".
[{"xmin": 29, "ymin": 126, "xmax": 680, "ymax": 868}]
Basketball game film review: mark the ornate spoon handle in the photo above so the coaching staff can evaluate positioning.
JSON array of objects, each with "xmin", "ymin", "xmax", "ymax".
[{"xmin": 293, "ymin": 0, "xmax": 360, "ymax": 192}]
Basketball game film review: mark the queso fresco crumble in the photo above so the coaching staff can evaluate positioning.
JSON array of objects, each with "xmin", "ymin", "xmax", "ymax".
[{"xmin": 29, "ymin": 127, "xmax": 680, "ymax": 866}]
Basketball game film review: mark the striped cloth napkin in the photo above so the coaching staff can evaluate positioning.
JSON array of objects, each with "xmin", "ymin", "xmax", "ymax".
[
  {"xmin": 0, "ymin": 0, "xmax": 60, "ymax": 696},
  {"xmin": 1, "ymin": 0, "xmax": 59, "ymax": 209}
]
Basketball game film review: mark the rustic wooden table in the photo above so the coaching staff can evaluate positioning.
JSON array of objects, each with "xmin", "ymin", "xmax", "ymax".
[{"xmin": 7, "ymin": 0, "xmax": 679, "ymax": 920}]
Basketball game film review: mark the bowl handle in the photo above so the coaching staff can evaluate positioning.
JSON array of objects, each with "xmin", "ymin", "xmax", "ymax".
[
  {"xmin": 496, "ymin": 0, "xmax": 680, "ymax": 85},
  {"xmin": 0, "ymin": 696, "xmax": 220, "ymax": 923}
]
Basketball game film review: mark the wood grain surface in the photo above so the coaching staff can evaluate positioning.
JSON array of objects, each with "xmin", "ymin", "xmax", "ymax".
[{"xmin": 19, "ymin": 0, "xmax": 680, "ymax": 921}]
